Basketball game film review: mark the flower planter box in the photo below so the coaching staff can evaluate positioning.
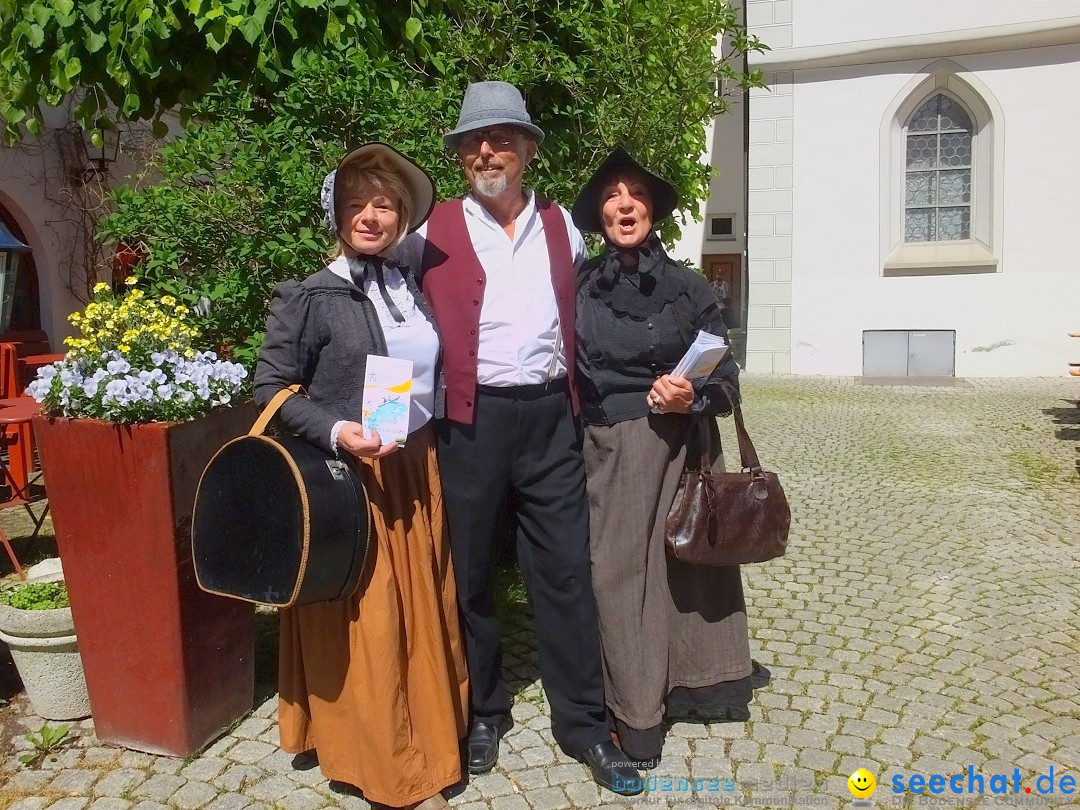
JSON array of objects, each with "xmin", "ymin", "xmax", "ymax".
[
  {"xmin": 33, "ymin": 403, "xmax": 257, "ymax": 756},
  {"xmin": 0, "ymin": 601, "xmax": 91, "ymax": 720}
]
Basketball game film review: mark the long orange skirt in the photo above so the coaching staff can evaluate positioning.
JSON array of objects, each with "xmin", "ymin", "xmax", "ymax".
[{"xmin": 278, "ymin": 426, "xmax": 469, "ymax": 806}]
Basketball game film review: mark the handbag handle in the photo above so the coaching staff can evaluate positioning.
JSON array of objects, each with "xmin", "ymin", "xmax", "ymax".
[
  {"xmin": 695, "ymin": 388, "xmax": 764, "ymax": 476},
  {"xmin": 247, "ymin": 384, "xmax": 305, "ymax": 437}
]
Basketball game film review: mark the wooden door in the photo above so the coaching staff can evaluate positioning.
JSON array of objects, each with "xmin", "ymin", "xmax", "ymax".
[{"xmin": 701, "ymin": 253, "xmax": 742, "ymax": 329}]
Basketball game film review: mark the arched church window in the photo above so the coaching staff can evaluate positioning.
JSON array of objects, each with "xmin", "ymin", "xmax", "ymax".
[{"xmin": 904, "ymin": 93, "xmax": 973, "ymax": 243}]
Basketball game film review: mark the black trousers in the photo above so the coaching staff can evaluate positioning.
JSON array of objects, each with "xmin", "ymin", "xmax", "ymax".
[{"xmin": 436, "ymin": 381, "xmax": 610, "ymax": 755}]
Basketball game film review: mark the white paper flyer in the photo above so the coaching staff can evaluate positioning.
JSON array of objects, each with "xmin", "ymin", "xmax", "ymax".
[{"xmin": 671, "ymin": 331, "xmax": 729, "ymax": 381}]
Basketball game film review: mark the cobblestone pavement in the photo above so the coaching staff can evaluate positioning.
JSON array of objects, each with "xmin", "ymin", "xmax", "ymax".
[{"xmin": 3, "ymin": 377, "xmax": 1079, "ymax": 810}]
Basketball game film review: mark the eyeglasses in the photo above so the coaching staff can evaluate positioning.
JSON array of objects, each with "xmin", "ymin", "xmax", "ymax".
[{"xmin": 459, "ymin": 128, "xmax": 519, "ymax": 151}]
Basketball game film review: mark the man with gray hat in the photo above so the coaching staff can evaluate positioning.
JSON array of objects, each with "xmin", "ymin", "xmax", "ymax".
[{"xmin": 398, "ymin": 81, "xmax": 642, "ymax": 796}]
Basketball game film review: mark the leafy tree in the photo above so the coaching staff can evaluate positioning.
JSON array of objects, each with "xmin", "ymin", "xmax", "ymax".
[
  {"xmin": 0, "ymin": 0, "xmax": 401, "ymax": 141},
  {"xmin": 3, "ymin": 0, "xmax": 765, "ymax": 368}
]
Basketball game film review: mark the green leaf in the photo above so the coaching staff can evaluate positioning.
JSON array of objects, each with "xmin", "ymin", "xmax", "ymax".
[
  {"xmin": 51, "ymin": 0, "xmax": 75, "ymax": 16},
  {"xmin": 204, "ymin": 19, "xmax": 228, "ymax": 52},
  {"xmin": 238, "ymin": 16, "xmax": 261, "ymax": 45},
  {"xmin": 122, "ymin": 91, "xmax": 140, "ymax": 116},
  {"xmin": 64, "ymin": 56, "xmax": 81, "ymax": 79},
  {"xmin": 84, "ymin": 29, "xmax": 107, "ymax": 53},
  {"xmin": 404, "ymin": 17, "xmax": 421, "ymax": 42},
  {"xmin": 82, "ymin": 1, "xmax": 103, "ymax": 23},
  {"xmin": 26, "ymin": 24, "xmax": 45, "ymax": 48}
]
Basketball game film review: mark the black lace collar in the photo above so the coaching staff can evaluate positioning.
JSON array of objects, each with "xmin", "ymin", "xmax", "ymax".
[{"xmin": 587, "ymin": 232, "xmax": 686, "ymax": 320}]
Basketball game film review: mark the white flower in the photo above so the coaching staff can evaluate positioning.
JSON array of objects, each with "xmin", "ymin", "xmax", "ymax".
[
  {"xmin": 106, "ymin": 358, "xmax": 131, "ymax": 375},
  {"xmin": 26, "ymin": 379, "xmax": 48, "ymax": 402}
]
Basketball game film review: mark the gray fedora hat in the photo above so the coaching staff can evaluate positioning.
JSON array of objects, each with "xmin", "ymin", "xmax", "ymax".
[{"xmin": 444, "ymin": 81, "xmax": 545, "ymax": 148}]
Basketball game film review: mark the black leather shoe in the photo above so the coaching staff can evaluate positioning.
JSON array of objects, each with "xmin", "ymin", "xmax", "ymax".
[
  {"xmin": 576, "ymin": 741, "xmax": 644, "ymax": 796},
  {"xmin": 466, "ymin": 721, "xmax": 503, "ymax": 774}
]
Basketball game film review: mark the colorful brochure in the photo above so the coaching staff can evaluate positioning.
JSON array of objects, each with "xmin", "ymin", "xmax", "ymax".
[{"xmin": 362, "ymin": 355, "xmax": 413, "ymax": 446}]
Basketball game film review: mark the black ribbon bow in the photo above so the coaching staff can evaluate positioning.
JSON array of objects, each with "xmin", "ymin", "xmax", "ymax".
[{"xmin": 350, "ymin": 256, "xmax": 406, "ymax": 324}]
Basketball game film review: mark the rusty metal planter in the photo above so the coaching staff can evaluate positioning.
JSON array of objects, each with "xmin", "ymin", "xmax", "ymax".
[{"xmin": 33, "ymin": 404, "xmax": 256, "ymax": 756}]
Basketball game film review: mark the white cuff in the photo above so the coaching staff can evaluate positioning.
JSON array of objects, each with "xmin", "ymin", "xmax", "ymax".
[{"xmin": 329, "ymin": 420, "xmax": 348, "ymax": 456}]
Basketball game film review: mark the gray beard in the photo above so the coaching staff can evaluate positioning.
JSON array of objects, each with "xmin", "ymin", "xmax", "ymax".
[{"xmin": 473, "ymin": 173, "xmax": 508, "ymax": 199}]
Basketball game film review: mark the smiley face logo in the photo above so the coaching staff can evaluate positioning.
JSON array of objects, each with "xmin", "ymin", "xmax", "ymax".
[{"xmin": 848, "ymin": 768, "xmax": 876, "ymax": 799}]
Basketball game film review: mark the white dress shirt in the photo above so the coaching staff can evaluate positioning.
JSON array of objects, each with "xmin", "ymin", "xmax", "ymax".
[
  {"xmin": 326, "ymin": 255, "xmax": 439, "ymax": 447},
  {"xmin": 398, "ymin": 191, "xmax": 586, "ymax": 387}
]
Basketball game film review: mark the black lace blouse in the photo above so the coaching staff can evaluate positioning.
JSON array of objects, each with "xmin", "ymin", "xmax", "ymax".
[{"xmin": 575, "ymin": 234, "xmax": 741, "ymax": 427}]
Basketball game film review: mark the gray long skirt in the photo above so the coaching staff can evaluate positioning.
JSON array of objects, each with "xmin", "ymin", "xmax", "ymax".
[{"xmin": 584, "ymin": 413, "xmax": 753, "ymax": 740}]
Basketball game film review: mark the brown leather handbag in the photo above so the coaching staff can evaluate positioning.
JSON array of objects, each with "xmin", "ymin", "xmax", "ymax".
[{"xmin": 665, "ymin": 405, "xmax": 790, "ymax": 566}]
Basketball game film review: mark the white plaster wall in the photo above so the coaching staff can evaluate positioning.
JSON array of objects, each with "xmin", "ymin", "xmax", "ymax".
[
  {"xmin": 791, "ymin": 0, "xmax": 1080, "ymax": 48},
  {"xmin": 0, "ymin": 105, "xmax": 164, "ymax": 347},
  {"xmin": 790, "ymin": 45, "xmax": 1080, "ymax": 377},
  {"xmin": 670, "ymin": 94, "xmax": 747, "ymax": 265},
  {"xmin": 0, "ymin": 111, "xmax": 84, "ymax": 344}
]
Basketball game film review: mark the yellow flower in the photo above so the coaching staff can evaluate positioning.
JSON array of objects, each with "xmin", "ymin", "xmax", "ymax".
[
  {"xmin": 118, "ymin": 344, "xmax": 131, "ymax": 353},
  {"xmin": 125, "ymin": 276, "xmax": 138, "ymax": 286},
  {"xmin": 175, "ymin": 305, "xmax": 189, "ymax": 315},
  {"xmin": 93, "ymin": 282, "xmax": 109, "ymax": 294},
  {"xmin": 160, "ymin": 295, "xmax": 176, "ymax": 306}
]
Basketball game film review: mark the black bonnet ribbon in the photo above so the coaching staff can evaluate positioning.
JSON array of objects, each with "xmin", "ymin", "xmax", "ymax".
[{"xmin": 350, "ymin": 256, "xmax": 406, "ymax": 324}]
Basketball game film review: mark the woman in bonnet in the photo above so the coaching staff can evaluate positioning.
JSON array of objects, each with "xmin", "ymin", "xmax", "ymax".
[
  {"xmin": 571, "ymin": 147, "xmax": 753, "ymax": 769},
  {"xmin": 254, "ymin": 143, "xmax": 468, "ymax": 810}
]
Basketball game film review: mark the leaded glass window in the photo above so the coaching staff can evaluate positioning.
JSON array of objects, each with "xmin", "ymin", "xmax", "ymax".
[{"xmin": 904, "ymin": 94, "xmax": 972, "ymax": 242}]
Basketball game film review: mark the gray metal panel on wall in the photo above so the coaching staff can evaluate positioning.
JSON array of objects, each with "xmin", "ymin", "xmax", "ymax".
[
  {"xmin": 863, "ymin": 331, "xmax": 909, "ymax": 376},
  {"xmin": 908, "ymin": 330, "xmax": 955, "ymax": 376}
]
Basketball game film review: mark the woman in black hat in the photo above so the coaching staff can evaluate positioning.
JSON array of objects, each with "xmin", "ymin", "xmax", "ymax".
[
  {"xmin": 254, "ymin": 143, "xmax": 468, "ymax": 810},
  {"xmin": 572, "ymin": 147, "xmax": 753, "ymax": 768}
]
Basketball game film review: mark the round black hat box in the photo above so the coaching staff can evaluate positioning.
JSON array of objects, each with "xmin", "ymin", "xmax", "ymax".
[{"xmin": 192, "ymin": 434, "xmax": 371, "ymax": 607}]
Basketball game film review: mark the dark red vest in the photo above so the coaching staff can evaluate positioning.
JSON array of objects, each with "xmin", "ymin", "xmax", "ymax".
[{"xmin": 421, "ymin": 196, "xmax": 579, "ymax": 425}]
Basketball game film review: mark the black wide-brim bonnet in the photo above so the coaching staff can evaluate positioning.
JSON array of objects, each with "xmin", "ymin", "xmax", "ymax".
[{"xmin": 571, "ymin": 146, "xmax": 679, "ymax": 233}]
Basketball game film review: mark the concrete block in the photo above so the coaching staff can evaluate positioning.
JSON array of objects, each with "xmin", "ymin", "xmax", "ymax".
[
  {"xmin": 748, "ymin": 167, "xmax": 775, "ymax": 190},
  {"xmin": 748, "ymin": 213, "xmax": 775, "ymax": 236},
  {"xmin": 746, "ymin": 328, "xmax": 792, "ymax": 352},
  {"xmin": 752, "ymin": 94, "xmax": 794, "ymax": 120},
  {"xmin": 749, "ymin": 119, "xmax": 776, "ymax": 144},
  {"xmin": 748, "ymin": 259, "xmax": 775, "ymax": 282},
  {"xmin": 749, "ymin": 189, "xmax": 793, "ymax": 214},
  {"xmin": 743, "ymin": 351, "xmax": 774, "ymax": 373},
  {"xmin": 748, "ymin": 282, "xmax": 792, "ymax": 305},
  {"xmin": 747, "ymin": 235, "xmax": 792, "ymax": 259},
  {"xmin": 747, "ymin": 305, "xmax": 775, "ymax": 328},
  {"xmin": 749, "ymin": 142, "xmax": 793, "ymax": 168},
  {"xmin": 745, "ymin": 2, "xmax": 774, "ymax": 27},
  {"xmin": 775, "ymin": 118, "xmax": 795, "ymax": 143}
]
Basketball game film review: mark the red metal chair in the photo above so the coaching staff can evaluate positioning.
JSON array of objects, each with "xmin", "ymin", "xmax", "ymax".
[{"xmin": 0, "ymin": 397, "xmax": 48, "ymax": 579}]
